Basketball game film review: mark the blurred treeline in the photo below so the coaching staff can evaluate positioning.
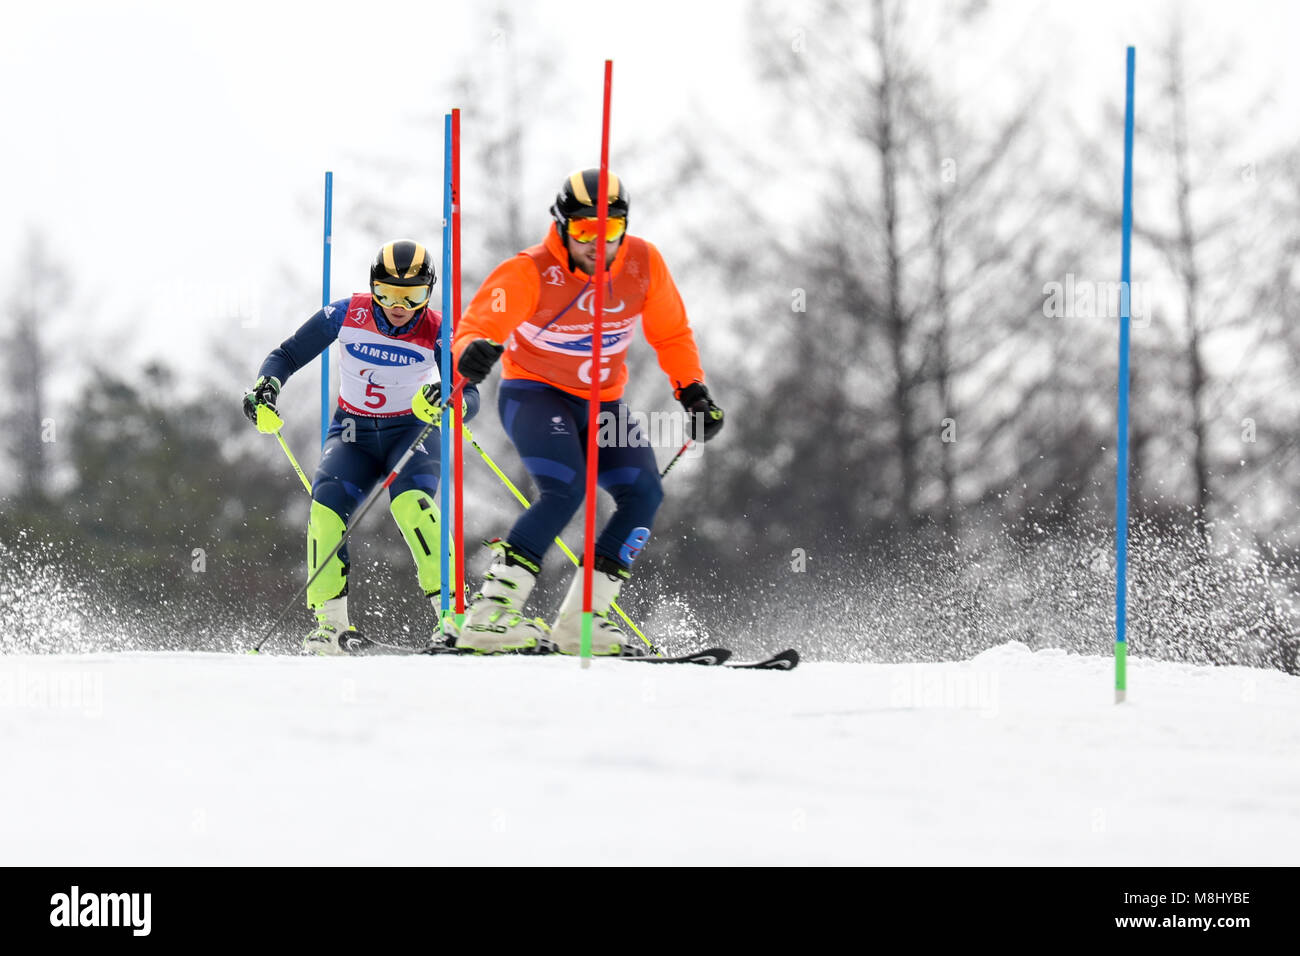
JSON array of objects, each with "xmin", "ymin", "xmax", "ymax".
[{"xmin": 2, "ymin": 0, "xmax": 1297, "ymax": 669}]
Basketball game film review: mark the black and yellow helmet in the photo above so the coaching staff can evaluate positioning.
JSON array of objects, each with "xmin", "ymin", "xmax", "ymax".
[
  {"xmin": 370, "ymin": 239, "xmax": 435, "ymax": 311},
  {"xmin": 550, "ymin": 169, "xmax": 629, "ymax": 235}
]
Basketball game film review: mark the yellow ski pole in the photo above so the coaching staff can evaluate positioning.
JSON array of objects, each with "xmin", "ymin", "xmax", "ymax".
[
  {"xmin": 256, "ymin": 405, "xmax": 312, "ymax": 493},
  {"xmin": 460, "ymin": 423, "xmax": 656, "ymax": 653}
]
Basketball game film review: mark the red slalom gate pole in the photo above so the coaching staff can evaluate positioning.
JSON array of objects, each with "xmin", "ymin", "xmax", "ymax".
[
  {"xmin": 451, "ymin": 108, "xmax": 466, "ymax": 623},
  {"xmin": 581, "ymin": 60, "xmax": 614, "ymax": 666}
]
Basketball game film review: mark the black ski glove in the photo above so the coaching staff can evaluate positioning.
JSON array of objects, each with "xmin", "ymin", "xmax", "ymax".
[
  {"xmin": 457, "ymin": 339, "xmax": 504, "ymax": 385},
  {"xmin": 242, "ymin": 376, "xmax": 281, "ymax": 427},
  {"xmin": 678, "ymin": 382, "xmax": 724, "ymax": 442}
]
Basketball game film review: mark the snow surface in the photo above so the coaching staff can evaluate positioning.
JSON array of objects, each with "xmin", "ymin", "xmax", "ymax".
[{"xmin": 2, "ymin": 642, "xmax": 1296, "ymax": 865}]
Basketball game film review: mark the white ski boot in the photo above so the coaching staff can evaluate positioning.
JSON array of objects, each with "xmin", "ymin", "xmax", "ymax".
[
  {"xmin": 549, "ymin": 557, "xmax": 646, "ymax": 656},
  {"xmin": 455, "ymin": 540, "xmax": 549, "ymax": 653},
  {"xmin": 303, "ymin": 596, "xmax": 368, "ymax": 656},
  {"xmin": 426, "ymin": 586, "xmax": 471, "ymax": 650}
]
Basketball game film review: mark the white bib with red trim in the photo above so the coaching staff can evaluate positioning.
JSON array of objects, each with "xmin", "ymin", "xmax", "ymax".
[{"xmin": 335, "ymin": 294, "xmax": 441, "ymax": 417}]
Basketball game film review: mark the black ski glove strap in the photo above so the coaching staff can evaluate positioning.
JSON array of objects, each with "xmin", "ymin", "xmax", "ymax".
[
  {"xmin": 678, "ymin": 382, "xmax": 724, "ymax": 442},
  {"xmin": 458, "ymin": 339, "xmax": 504, "ymax": 385}
]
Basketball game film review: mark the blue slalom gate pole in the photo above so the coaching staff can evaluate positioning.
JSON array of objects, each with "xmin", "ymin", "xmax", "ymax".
[
  {"xmin": 438, "ymin": 116, "xmax": 453, "ymax": 620},
  {"xmin": 1116, "ymin": 47, "xmax": 1135, "ymax": 704},
  {"xmin": 321, "ymin": 171, "xmax": 334, "ymax": 447}
]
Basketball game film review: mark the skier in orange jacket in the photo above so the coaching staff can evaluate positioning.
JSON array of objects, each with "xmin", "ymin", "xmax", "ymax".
[{"xmin": 447, "ymin": 168, "xmax": 724, "ymax": 655}]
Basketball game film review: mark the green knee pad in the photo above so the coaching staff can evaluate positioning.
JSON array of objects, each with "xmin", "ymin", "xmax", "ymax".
[
  {"xmin": 307, "ymin": 500, "xmax": 349, "ymax": 609},
  {"xmin": 390, "ymin": 489, "xmax": 452, "ymax": 597}
]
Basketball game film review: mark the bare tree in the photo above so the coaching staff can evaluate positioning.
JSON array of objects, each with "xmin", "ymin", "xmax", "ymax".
[
  {"xmin": 2, "ymin": 232, "xmax": 63, "ymax": 507},
  {"xmin": 869, "ymin": 0, "xmax": 924, "ymax": 525},
  {"xmin": 1162, "ymin": 26, "xmax": 1215, "ymax": 545},
  {"xmin": 708, "ymin": 0, "xmax": 1079, "ymax": 559},
  {"xmin": 909, "ymin": 57, "xmax": 1077, "ymax": 540},
  {"xmin": 448, "ymin": 3, "xmax": 563, "ymax": 285},
  {"xmin": 1106, "ymin": 21, "xmax": 1276, "ymax": 548}
]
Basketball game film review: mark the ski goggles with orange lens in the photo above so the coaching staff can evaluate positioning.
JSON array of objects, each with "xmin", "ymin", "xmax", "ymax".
[
  {"xmin": 566, "ymin": 217, "xmax": 627, "ymax": 244},
  {"xmin": 371, "ymin": 281, "xmax": 432, "ymax": 309}
]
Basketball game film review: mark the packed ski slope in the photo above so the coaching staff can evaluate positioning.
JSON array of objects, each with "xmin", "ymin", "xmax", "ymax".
[{"xmin": 1, "ymin": 642, "xmax": 1296, "ymax": 865}]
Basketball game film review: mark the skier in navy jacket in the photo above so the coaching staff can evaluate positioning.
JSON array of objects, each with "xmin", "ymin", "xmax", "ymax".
[{"xmin": 243, "ymin": 239, "xmax": 478, "ymax": 655}]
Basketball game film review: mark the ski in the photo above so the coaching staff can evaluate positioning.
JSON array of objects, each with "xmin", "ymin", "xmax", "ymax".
[
  {"xmin": 419, "ymin": 641, "xmax": 555, "ymax": 657},
  {"xmin": 331, "ymin": 635, "xmax": 554, "ymax": 657},
  {"xmin": 314, "ymin": 640, "xmax": 788, "ymax": 669},
  {"xmin": 619, "ymin": 647, "xmax": 731, "ymax": 666},
  {"xmin": 420, "ymin": 644, "xmax": 731, "ymax": 664},
  {"xmin": 417, "ymin": 642, "xmax": 535, "ymax": 657},
  {"xmin": 339, "ymin": 635, "xmax": 424, "ymax": 656},
  {"xmin": 724, "ymin": 648, "xmax": 800, "ymax": 671},
  {"xmin": 420, "ymin": 643, "xmax": 473, "ymax": 656}
]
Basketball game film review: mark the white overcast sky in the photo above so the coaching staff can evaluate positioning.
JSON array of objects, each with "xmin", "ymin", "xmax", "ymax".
[{"xmin": 2, "ymin": 0, "xmax": 1297, "ymax": 391}]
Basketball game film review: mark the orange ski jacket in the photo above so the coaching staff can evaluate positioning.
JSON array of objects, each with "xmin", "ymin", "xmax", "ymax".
[{"xmin": 453, "ymin": 228, "xmax": 705, "ymax": 402}]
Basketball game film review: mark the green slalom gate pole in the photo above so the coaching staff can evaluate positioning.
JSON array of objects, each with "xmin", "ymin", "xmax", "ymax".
[
  {"xmin": 1115, "ymin": 46, "xmax": 1136, "ymax": 704},
  {"xmin": 580, "ymin": 59, "xmax": 616, "ymax": 667},
  {"xmin": 320, "ymin": 171, "xmax": 333, "ymax": 448},
  {"xmin": 439, "ymin": 112, "xmax": 455, "ymax": 628},
  {"xmin": 450, "ymin": 109, "xmax": 467, "ymax": 633}
]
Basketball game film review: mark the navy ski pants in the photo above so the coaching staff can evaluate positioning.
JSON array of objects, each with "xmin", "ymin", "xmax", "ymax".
[
  {"xmin": 312, "ymin": 410, "xmax": 440, "ymax": 567},
  {"xmin": 499, "ymin": 380, "xmax": 663, "ymax": 569}
]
